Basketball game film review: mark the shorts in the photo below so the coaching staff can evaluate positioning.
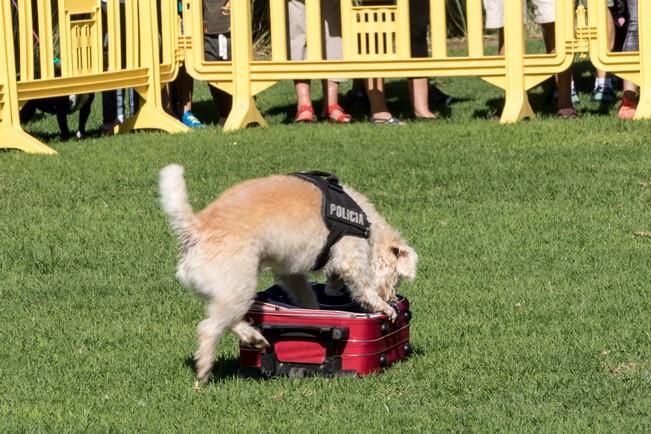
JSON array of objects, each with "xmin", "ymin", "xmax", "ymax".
[
  {"xmin": 287, "ymin": 0, "xmax": 342, "ymax": 61},
  {"xmin": 483, "ymin": 0, "xmax": 555, "ymax": 29}
]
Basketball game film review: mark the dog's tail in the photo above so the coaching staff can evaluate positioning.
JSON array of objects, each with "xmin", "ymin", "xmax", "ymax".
[{"xmin": 159, "ymin": 164, "xmax": 198, "ymax": 247}]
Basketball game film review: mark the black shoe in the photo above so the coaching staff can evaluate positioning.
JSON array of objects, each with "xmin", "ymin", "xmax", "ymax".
[{"xmin": 429, "ymin": 85, "xmax": 453, "ymax": 107}]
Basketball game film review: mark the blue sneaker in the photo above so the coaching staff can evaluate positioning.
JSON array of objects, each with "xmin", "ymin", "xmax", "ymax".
[{"xmin": 181, "ymin": 111, "xmax": 205, "ymax": 128}]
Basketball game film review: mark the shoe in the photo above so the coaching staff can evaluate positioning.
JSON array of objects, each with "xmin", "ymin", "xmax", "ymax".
[
  {"xmin": 181, "ymin": 111, "xmax": 205, "ymax": 128},
  {"xmin": 370, "ymin": 115, "xmax": 403, "ymax": 125},
  {"xmin": 414, "ymin": 113, "xmax": 438, "ymax": 121},
  {"xmin": 429, "ymin": 85, "xmax": 453, "ymax": 107},
  {"xmin": 557, "ymin": 107, "xmax": 578, "ymax": 119},
  {"xmin": 617, "ymin": 93, "xmax": 638, "ymax": 120},
  {"xmin": 101, "ymin": 118, "xmax": 123, "ymax": 136},
  {"xmin": 326, "ymin": 103, "xmax": 352, "ymax": 123},
  {"xmin": 295, "ymin": 104, "xmax": 316, "ymax": 123},
  {"xmin": 591, "ymin": 85, "xmax": 616, "ymax": 103}
]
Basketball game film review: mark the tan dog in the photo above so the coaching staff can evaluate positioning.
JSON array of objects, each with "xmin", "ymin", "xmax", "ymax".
[{"xmin": 159, "ymin": 164, "xmax": 418, "ymax": 383}]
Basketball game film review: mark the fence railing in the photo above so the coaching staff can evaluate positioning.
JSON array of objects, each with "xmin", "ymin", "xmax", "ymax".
[
  {"xmin": 1, "ymin": 0, "xmax": 648, "ymax": 154},
  {"xmin": 0, "ymin": 0, "xmax": 187, "ymax": 155}
]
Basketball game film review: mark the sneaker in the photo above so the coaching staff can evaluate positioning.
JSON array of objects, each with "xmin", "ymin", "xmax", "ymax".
[
  {"xmin": 101, "ymin": 118, "xmax": 123, "ymax": 136},
  {"xmin": 591, "ymin": 85, "xmax": 616, "ymax": 103},
  {"xmin": 181, "ymin": 111, "xmax": 205, "ymax": 128},
  {"xmin": 617, "ymin": 93, "xmax": 638, "ymax": 120}
]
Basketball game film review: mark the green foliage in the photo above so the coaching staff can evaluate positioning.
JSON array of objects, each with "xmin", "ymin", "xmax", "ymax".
[{"xmin": 1, "ymin": 74, "xmax": 651, "ymax": 432}]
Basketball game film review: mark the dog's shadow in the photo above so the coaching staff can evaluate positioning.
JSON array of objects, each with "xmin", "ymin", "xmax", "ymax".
[{"xmin": 184, "ymin": 355, "xmax": 241, "ymax": 382}]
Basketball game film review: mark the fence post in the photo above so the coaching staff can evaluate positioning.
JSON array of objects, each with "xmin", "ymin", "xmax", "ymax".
[
  {"xmin": 0, "ymin": 1, "xmax": 56, "ymax": 154},
  {"xmin": 118, "ymin": 0, "xmax": 188, "ymax": 134},
  {"xmin": 500, "ymin": 0, "xmax": 533, "ymax": 122},
  {"xmin": 305, "ymin": 0, "xmax": 322, "ymax": 61},
  {"xmin": 634, "ymin": 1, "xmax": 650, "ymax": 119},
  {"xmin": 223, "ymin": 0, "xmax": 266, "ymax": 132}
]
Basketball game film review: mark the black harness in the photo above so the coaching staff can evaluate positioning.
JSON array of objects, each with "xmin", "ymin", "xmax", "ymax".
[{"xmin": 291, "ymin": 171, "xmax": 371, "ymax": 270}]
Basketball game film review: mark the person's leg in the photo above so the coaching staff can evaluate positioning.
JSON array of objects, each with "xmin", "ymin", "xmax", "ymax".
[
  {"xmin": 204, "ymin": 33, "xmax": 233, "ymax": 125},
  {"xmin": 287, "ymin": 0, "xmax": 314, "ymax": 121},
  {"xmin": 408, "ymin": 0, "xmax": 436, "ymax": 119},
  {"xmin": 540, "ymin": 22, "xmax": 575, "ymax": 116},
  {"xmin": 175, "ymin": 66, "xmax": 193, "ymax": 116},
  {"xmin": 593, "ymin": 6, "xmax": 616, "ymax": 102},
  {"xmin": 322, "ymin": 79, "xmax": 351, "ymax": 122},
  {"xmin": 366, "ymin": 78, "xmax": 401, "ymax": 124},
  {"xmin": 409, "ymin": 78, "xmax": 437, "ymax": 119},
  {"xmin": 320, "ymin": 0, "xmax": 350, "ymax": 122},
  {"xmin": 294, "ymin": 80, "xmax": 315, "ymax": 121},
  {"xmin": 618, "ymin": 0, "xmax": 639, "ymax": 119}
]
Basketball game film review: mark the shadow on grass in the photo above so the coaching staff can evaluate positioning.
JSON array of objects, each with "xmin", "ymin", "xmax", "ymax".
[
  {"xmin": 185, "ymin": 355, "xmax": 241, "ymax": 381},
  {"xmin": 184, "ymin": 342, "xmax": 423, "ymax": 382}
]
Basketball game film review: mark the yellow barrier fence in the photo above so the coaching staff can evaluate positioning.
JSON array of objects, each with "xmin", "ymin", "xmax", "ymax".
[
  {"xmin": 2, "ymin": 0, "xmax": 649, "ymax": 153},
  {"xmin": 0, "ymin": 0, "xmax": 187, "ymax": 154},
  {"xmin": 182, "ymin": 0, "xmax": 582, "ymax": 131}
]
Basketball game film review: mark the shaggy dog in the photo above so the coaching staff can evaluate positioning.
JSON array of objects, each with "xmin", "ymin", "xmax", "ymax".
[{"xmin": 159, "ymin": 164, "xmax": 418, "ymax": 383}]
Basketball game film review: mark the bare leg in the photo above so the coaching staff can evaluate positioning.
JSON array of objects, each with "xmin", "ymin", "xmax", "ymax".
[
  {"xmin": 409, "ymin": 77, "xmax": 437, "ymax": 119},
  {"xmin": 541, "ymin": 23, "xmax": 573, "ymax": 112},
  {"xmin": 366, "ymin": 78, "xmax": 393, "ymax": 121},
  {"xmin": 321, "ymin": 79, "xmax": 350, "ymax": 122}
]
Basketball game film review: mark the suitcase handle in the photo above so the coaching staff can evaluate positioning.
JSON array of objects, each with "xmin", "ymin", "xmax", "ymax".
[
  {"xmin": 258, "ymin": 324, "xmax": 349, "ymax": 377},
  {"xmin": 260, "ymin": 324, "xmax": 349, "ymax": 343}
]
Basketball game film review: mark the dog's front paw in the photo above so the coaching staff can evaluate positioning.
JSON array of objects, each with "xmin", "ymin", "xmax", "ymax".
[{"xmin": 383, "ymin": 305, "xmax": 398, "ymax": 322}]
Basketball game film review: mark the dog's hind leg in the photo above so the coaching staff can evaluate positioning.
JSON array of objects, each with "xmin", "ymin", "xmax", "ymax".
[
  {"xmin": 231, "ymin": 321, "xmax": 269, "ymax": 349},
  {"xmin": 194, "ymin": 270, "xmax": 258, "ymax": 383},
  {"xmin": 277, "ymin": 274, "xmax": 319, "ymax": 309}
]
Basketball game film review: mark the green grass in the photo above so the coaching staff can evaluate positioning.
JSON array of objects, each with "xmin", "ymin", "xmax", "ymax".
[{"xmin": 2, "ymin": 66, "xmax": 651, "ymax": 432}]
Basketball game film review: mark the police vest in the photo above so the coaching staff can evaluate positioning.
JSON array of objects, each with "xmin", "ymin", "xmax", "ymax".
[{"xmin": 291, "ymin": 171, "xmax": 371, "ymax": 270}]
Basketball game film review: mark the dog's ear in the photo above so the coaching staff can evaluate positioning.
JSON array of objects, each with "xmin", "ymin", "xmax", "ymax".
[{"xmin": 391, "ymin": 243, "xmax": 418, "ymax": 281}]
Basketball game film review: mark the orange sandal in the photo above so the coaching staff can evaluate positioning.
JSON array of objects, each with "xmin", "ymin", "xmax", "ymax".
[
  {"xmin": 295, "ymin": 105, "xmax": 316, "ymax": 123},
  {"xmin": 327, "ymin": 103, "xmax": 352, "ymax": 124}
]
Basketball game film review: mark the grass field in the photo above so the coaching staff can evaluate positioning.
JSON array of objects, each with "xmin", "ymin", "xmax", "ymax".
[{"xmin": 2, "ymin": 65, "xmax": 651, "ymax": 432}]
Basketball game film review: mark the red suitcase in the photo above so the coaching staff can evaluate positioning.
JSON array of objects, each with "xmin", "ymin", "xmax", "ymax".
[{"xmin": 239, "ymin": 284, "xmax": 412, "ymax": 378}]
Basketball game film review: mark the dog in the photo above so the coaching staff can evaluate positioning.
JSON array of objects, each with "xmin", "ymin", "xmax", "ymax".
[
  {"xmin": 20, "ymin": 93, "xmax": 95, "ymax": 140},
  {"xmin": 159, "ymin": 165, "xmax": 418, "ymax": 383}
]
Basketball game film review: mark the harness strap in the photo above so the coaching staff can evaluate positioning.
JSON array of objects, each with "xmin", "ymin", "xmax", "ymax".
[{"xmin": 291, "ymin": 171, "xmax": 370, "ymax": 270}]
